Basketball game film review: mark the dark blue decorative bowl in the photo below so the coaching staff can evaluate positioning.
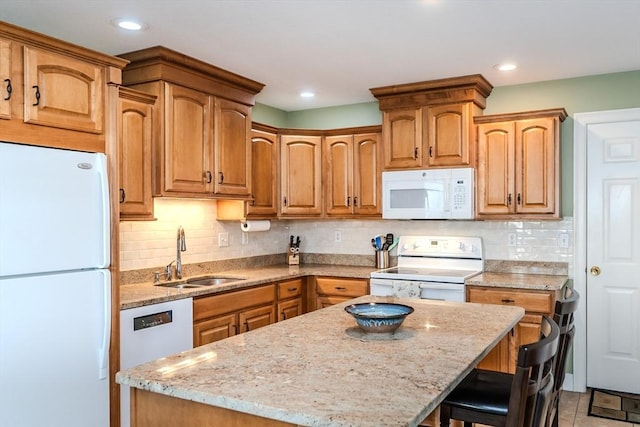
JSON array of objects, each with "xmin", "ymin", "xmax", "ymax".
[{"xmin": 344, "ymin": 302, "xmax": 414, "ymax": 333}]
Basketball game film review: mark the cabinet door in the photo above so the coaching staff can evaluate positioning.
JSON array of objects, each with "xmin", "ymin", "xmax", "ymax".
[
  {"xmin": 118, "ymin": 91, "xmax": 154, "ymax": 220},
  {"xmin": 477, "ymin": 121, "xmax": 516, "ymax": 215},
  {"xmin": 425, "ymin": 103, "xmax": 472, "ymax": 167},
  {"xmin": 239, "ymin": 305, "xmax": 275, "ymax": 334},
  {"xmin": 0, "ymin": 39, "xmax": 11, "ymax": 120},
  {"xmin": 324, "ymin": 135, "xmax": 354, "ymax": 216},
  {"xmin": 23, "ymin": 46, "xmax": 104, "ymax": 133},
  {"xmin": 280, "ymin": 135, "xmax": 322, "ymax": 215},
  {"xmin": 214, "ymin": 98, "xmax": 251, "ymax": 196},
  {"xmin": 163, "ymin": 83, "xmax": 213, "ymax": 195},
  {"xmin": 278, "ymin": 298, "xmax": 303, "ymax": 321},
  {"xmin": 477, "ymin": 328, "xmax": 516, "ymax": 373},
  {"xmin": 247, "ymin": 128, "xmax": 278, "ymax": 216},
  {"xmin": 353, "ymin": 133, "xmax": 381, "ymax": 216},
  {"xmin": 515, "ymin": 117, "xmax": 557, "ymax": 214},
  {"xmin": 382, "ymin": 108, "xmax": 422, "ymax": 169},
  {"xmin": 193, "ymin": 313, "xmax": 237, "ymax": 347}
]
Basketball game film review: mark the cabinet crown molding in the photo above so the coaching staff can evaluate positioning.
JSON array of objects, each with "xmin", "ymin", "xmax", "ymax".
[
  {"xmin": 370, "ymin": 74, "xmax": 493, "ymax": 110},
  {"xmin": 474, "ymin": 108, "xmax": 568, "ymax": 124}
]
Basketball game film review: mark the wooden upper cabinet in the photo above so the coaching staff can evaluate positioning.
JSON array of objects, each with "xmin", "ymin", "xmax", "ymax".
[
  {"xmin": 280, "ymin": 134, "xmax": 323, "ymax": 216},
  {"xmin": 119, "ymin": 46, "xmax": 264, "ymax": 199},
  {"xmin": 0, "ymin": 39, "xmax": 11, "ymax": 120},
  {"xmin": 424, "ymin": 102, "xmax": 476, "ymax": 167},
  {"xmin": 164, "ymin": 83, "xmax": 213, "ymax": 196},
  {"xmin": 476, "ymin": 109, "xmax": 567, "ymax": 219},
  {"xmin": 382, "ymin": 108, "xmax": 422, "ymax": 169},
  {"xmin": 23, "ymin": 46, "xmax": 104, "ymax": 133},
  {"xmin": 371, "ymin": 75, "xmax": 493, "ymax": 170},
  {"xmin": 214, "ymin": 98, "xmax": 251, "ymax": 197},
  {"xmin": 118, "ymin": 87, "xmax": 156, "ymax": 220},
  {"xmin": 247, "ymin": 126, "xmax": 279, "ymax": 217},
  {"xmin": 324, "ymin": 130, "xmax": 381, "ymax": 217}
]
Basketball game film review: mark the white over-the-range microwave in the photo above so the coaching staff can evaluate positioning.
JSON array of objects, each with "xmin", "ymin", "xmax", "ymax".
[{"xmin": 382, "ymin": 168, "xmax": 474, "ymax": 220}]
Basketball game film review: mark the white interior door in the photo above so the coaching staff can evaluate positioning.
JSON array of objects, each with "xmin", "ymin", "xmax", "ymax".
[{"xmin": 585, "ymin": 118, "xmax": 640, "ymax": 394}]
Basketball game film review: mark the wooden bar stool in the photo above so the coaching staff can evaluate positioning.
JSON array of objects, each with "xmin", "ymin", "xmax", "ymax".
[{"xmin": 439, "ymin": 315, "xmax": 560, "ymax": 427}]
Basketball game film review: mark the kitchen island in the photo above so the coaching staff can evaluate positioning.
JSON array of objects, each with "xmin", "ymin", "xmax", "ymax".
[{"xmin": 117, "ymin": 296, "xmax": 524, "ymax": 427}]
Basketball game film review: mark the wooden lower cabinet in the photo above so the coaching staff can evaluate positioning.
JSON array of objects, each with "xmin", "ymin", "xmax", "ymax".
[
  {"xmin": 277, "ymin": 279, "xmax": 304, "ymax": 321},
  {"xmin": 314, "ymin": 277, "xmax": 369, "ymax": 310},
  {"xmin": 193, "ymin": 285, "xmax": 276, "ymax": 347},
  {"xmin": 467, "ymin": 285, "xmax": 558, "ymax": 373},
  {"xmin": 131, "ymin": 388, "xmax": 295, "ymax": 427}
]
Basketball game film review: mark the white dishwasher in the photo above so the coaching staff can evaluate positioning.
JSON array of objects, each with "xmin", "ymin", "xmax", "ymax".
[{"xmin": 120, "ymin": 297, "xmax": 193, "ymax": 427}]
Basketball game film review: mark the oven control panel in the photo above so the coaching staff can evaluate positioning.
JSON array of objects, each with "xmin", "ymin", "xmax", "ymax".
[{"xmin": 399, "ymin": 236, "xmax": 482, "ymax": 259}]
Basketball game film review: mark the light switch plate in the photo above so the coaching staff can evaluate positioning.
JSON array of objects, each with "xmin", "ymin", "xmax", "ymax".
[{"xmin": 218, "ymin": 232, "xmax": 229, "ymax": 247}]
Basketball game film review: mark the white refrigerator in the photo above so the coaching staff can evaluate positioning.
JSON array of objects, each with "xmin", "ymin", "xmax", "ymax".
[{"xmin": 0, "ymin": 142, "xmax": 111, "ymax": 427}]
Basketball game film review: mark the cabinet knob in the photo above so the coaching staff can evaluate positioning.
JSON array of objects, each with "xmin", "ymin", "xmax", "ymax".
[
  {"xmin": 119, "ymin": 188, "xmax": 126, "ymax": 204},
  {"xmin": 353, "ymin": 196, "xmax": 358, "ymax": 207},
  {"xmin": 3, "ymin": 79, "xmax": 11, "ymax": 101},
  {"xmin": 283, "ymin": 196, "xmax": 288, "ymax": 206},
  {"xmin": 204, "ymin": 171, "xmax": 213, "ymax": 184},
  {"xmin": 590, "ymin": 266, "xmax": 601, "ymax": 276},
  {"xmin": 414, "ymin": 147, "xmax": 419, "ymax": 159},
  {"xmin": 218, "ymin": 171, "xmax": 224, "ymax": 184},
  {"xmin": 517, "ymin": 193, "xmax": 522, "ymax": 205},
  {"xmin": 347, "ymin": 196, "xmax": 351, "ymax": 207},
  {"xmin": 507, "ymin": 193, "xmax": 512, "ymax": 206}
]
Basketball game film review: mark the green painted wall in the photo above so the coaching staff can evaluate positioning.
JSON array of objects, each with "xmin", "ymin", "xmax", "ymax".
[{"xmin": 254, "ymin": 70, "xmax": 640, "ymax": 216}]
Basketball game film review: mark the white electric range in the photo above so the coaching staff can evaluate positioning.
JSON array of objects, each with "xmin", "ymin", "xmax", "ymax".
[{"xmin": 369, "ymin": 236, "xmax": 484, "ymax": 302}]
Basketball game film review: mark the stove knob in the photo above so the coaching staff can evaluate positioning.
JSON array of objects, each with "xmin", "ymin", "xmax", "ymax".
[
  {"xmin": 412, "ymin": 242, "xmax": 420, "ymax": 249},
  {"xmin": 458, "ymin": 241, "xmax": 466, "ymax": 251}
]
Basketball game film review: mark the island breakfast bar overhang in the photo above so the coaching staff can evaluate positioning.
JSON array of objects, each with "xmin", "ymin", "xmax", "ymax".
[{"xmin": 117, "ymin": 296, "xmax": 524, "ymax": 427}]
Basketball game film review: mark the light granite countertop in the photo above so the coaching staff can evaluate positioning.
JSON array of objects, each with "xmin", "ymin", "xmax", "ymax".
[
  {"xmin": 120, "ymin": 264, "xmax": 376, "ymax": 310},
  {"xmin": 466, "ymin": 272, "xmax": 568, "ymax": 291},
  {"xmin": 116, "ymin": 295, "xmax": 524, "ymax": 427}
]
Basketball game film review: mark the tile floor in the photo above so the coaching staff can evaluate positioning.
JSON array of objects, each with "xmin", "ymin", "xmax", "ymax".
[{"xmin": 559, "ymin": 390, "xmax": 639, "ymax": 427}]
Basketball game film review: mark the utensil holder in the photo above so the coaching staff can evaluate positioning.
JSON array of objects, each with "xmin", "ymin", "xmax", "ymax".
[{"xmin": 375, "ymin": 250, "xmax": 389, "ymax": 269}]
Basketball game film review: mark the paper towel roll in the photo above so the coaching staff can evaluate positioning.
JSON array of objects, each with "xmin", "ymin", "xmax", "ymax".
[{"xmin": 240, "ymin": 220, "xmax": 271, "ymax": 232}]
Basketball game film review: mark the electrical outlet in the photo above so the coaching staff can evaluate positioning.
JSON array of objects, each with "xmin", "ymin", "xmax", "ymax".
[
  {"xmin": 558, "ymin": 233, "xmax": 570, "ymax": 248},
  {"xmin": 241, "ymin": 233, "xmax": 249, "ymax": 245},
  {"xmin": 334, "ymin": 231, "xmax": 342, "ymax": 243},
  {"xmin": 507, "ymin": 233, "xmax": 517, "ymax": 247},
  {"xmin": 218, "ymin": 232, "xmax": 229, "ymax": 247}
]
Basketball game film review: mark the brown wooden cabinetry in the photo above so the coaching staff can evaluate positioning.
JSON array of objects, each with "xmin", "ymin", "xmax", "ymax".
[
  {"xmin": 193, "ymin": 285, "xmax": 276, "ymax": 347},
  {"xmin": 119, "ymin": 46, "xmax": 264, "ymax": 199},
  {"xmin": 315, "ymin": 277, "xmax": 369, "ymax": 309},
  {"xmin": 248, "ymin": 124, "xmax": 279, "ymax": 217},
  {"xmin": 118, "ymin": 87, "xmax": 156, "ymax": 220},
  {"xmin": 0, "ymin": 22, "xmax": 127, "ymax": 152},
  {"xmin": 371, "ymin": 75, "xmax": 493, "ymax": 171},
  {"xmin": 0, "ymin": 38, "xmax": 11, "ymax": 120},
  {"xmin": 277, "ymin": 278, "xmax": 304, "ymax": 321},
  {"xmin": 279, "ymin": 133, "xmax": 323, "ymax": 216},
  {"xmin": 475, "ymin": 109, "xmax": 567, "ymax": 219},
  {"xmin": 324, "ymin": 129, "xmax": 381, "ymax": 217},
  {"xmin": 467, "ymin": 285, "xmax": 559, "ymax": 373}
]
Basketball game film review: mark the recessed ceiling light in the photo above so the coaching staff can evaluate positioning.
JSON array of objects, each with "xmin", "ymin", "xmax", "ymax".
[
  {"xmin": 300, "ymin": 91, "xmax": 315, "ymax": 98},
  {"xmin": 111, "ymin": 18, "xmax": 147, "ymax": 31},
  {"xmin": 494, "ymin": 63, "xmax": 517, "ymax": 71}
]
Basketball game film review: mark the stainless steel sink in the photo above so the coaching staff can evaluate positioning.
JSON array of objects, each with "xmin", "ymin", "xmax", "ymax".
[{"xmin": 185, "ymin": 276, "xmax": 244, "ymax": 286}]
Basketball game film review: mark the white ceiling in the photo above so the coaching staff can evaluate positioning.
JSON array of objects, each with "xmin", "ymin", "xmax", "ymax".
[{"xmin": 2, "ymin": 0, "xmax": 639, "ymax": 112}]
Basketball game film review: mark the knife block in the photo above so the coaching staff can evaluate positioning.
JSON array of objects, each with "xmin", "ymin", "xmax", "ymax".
[{"xmin": 287, "ymin": 245, "xmax": 300, "ymax": 265}]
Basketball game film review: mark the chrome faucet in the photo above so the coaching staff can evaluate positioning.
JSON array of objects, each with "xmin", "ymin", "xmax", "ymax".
[{"xmin": 176, "ymin": 226, "xmax": 187, "ymax": 279}]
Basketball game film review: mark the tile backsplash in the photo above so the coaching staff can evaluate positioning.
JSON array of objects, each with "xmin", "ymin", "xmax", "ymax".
[{"xmin": 120, "ymin": 199, "xmax": 573, "ymax": 276}]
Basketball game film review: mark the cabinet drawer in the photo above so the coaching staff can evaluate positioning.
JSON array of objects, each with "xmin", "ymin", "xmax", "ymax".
[
  {"xmin": 316, "ymin": 277, "xmax": 368, "ymax": 297},
  {"xmin": 467, "ymin": 287, "xmax": 554, "ymax": 314},
  {"xmin": 193, "ymin": 285, "xmax": 275, "ymax": 321},
  {"xmin": 278, "ymin": 279, "xmax": 303, "ymax": 300}
]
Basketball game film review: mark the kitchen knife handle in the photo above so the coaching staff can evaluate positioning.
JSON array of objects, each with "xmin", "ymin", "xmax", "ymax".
[{"xmin": 3, "ymin": 79, "xmax": 11, "ymax": 100}]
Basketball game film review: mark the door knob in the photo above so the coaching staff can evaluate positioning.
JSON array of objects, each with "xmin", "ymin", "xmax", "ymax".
[{"xmin": 590, "ymin": 266, "xmax": 601, "ymax": 276}]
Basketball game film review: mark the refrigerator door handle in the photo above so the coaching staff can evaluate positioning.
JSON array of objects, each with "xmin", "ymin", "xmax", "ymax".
[
  {"xmin": 97, "ymin": 154, "xmax": 111, "ymax": 268},
  {"xmin": 98, "ymin": 271, "xmax": 111, "ymax": 380}
]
